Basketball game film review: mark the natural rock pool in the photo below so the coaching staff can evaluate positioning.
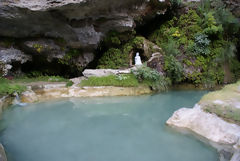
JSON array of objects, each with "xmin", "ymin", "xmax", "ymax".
[{"xmin": 0, "ymin": 91, "xmax": 219, "ymax": 161}]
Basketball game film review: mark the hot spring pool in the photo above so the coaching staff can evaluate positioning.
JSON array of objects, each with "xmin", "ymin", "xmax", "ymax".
[{"xmin": 0, "ymin": 91, "xmax": 219, "ymax": 161}]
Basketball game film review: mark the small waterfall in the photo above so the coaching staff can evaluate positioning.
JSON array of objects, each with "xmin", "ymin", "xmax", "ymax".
[{"xmin": 13, "ymin": 92, "xmax": 27, "ymax": 106}]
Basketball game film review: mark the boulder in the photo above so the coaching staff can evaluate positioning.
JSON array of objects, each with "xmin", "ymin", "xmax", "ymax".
[
  {"xmin": 82, "ymin": 69, "xmax": 131, "ymax": 77},
  {"xmin": 167, "ymin": 104, "xmax": 240, "ymax": 146},
  {"xmin": 147, "ymin": 52, "xmax": 165, "ymax": 75}
]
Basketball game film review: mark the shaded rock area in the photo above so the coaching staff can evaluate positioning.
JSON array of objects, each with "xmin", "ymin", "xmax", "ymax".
[{"xmin": 0, "ymin": 0, "xmax": 170, "ymax": 77}]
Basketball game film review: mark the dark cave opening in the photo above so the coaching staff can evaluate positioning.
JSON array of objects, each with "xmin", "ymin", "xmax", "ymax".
[{"xmin": 20, "ymin": 56, "xmax": 81, "ymax": 78}]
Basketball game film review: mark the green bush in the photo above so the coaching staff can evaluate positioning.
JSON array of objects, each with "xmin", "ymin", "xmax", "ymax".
[
  {"xmin": 66, "ymin": 80, "xmax": 74, "ymax": 87},
  {"xmin": 131, "ymin": 66, "xmax": 171, "ymax": 91},
  {"xmin": 164, "ymin": 55, "xmax": 184, "ymax": 83},
  {"xmin": 193, "ymin": 33, "xmax": 210, "ymax": 55},
  {"xmin": 97, "ymin": 48, "xmax": 129, "ymax": 69},
  {"xmin": 162, "ymin": 39, "xmax": 180, "ymax": 56}
]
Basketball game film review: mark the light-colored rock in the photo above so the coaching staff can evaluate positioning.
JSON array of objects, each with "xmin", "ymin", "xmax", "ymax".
[
  {"xmin": 82, "ymin": 69, "xmax": 131, "ymax": 77},
  {"xmin": 0, "ymin": 144, "xmax": 7, "ymax": 161},
  {"xmin": 21, "ymin": 85, "xmax": 152, "ymax": 103},
  {"xmin": 21, "ymin": 90, "xmax": 39, "ymax": 103},
  {"xmin": 0, "ymin": 47, "xmax": 32, "ymax": 76},
  {"xmin": 167, "ymin": 104, "xmax": 240, "ymax": 149}
]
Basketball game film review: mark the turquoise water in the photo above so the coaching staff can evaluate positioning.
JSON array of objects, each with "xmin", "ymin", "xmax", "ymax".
[{"xmin": 0, "ymin": 91, "xmax": 219, "ymax": 161}]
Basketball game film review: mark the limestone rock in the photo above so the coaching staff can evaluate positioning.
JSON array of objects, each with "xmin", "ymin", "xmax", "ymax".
[
  {"xmin": 0, "ymin": 47, "xmax": 32, "ymax": 76},
  {"xmin": 0, "ymin": 0, "xmax": 169, "ymax": 49},
  {"xmin": 147, "ymin": 52, "xmax": 165, "ymax": 75},
  {"xmin": 82, "ymin": 69, "xmax": 131, "ymax": 77},
  {"xmin": 21, "ymin": 90, "xmax": 39, "ymax": 103},
  {"xmin": 22, "ymin": 39, "xmax": 66, "ymax": 61},
  {"xmin": 167, "ymin": 104, "xmax": 240, "ymax": 150}
]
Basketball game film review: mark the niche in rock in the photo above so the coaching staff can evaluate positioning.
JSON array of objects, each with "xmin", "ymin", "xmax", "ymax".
[{"xmin": 21, "ymin": 55, "xmax": 81, "ymax": 78}]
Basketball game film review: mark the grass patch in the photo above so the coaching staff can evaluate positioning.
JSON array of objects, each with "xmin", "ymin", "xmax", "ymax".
[
  {"xmin": 80, "ymin": 74, "xmax": 139, "ymax": 87},
  {"xmin": 11, "ymin": 76, "xmax": 68, "ymax": 83},
  {"xmin": 204, "ymin": 104, "xmax": 240, "ymax": 124},
  {"xmin": 0, "ymin": 78, "xmax": 26, "ymax": 96},
  {"xmin": 200, "ymin": 81, "xmax": 240, "ymax": 103}
]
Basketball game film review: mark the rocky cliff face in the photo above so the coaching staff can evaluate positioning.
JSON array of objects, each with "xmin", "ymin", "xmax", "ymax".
[{"xmin": 0, "ymin": 0, "xmax": 169, "ymax": 77}]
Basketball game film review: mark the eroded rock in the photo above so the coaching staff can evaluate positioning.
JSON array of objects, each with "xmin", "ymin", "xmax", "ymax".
[{"xmin": 82, "ymin": 69, "xmax": 131, "ymax": 77}]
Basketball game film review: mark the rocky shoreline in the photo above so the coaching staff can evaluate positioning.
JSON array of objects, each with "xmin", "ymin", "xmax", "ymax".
[{"xmin": 167, "ymin": 82, "xmax": 240, "ymax": 161}]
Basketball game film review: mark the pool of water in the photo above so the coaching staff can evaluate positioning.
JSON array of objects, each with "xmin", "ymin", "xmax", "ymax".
[{"xmin": 0, "ymin": 91, "xmax": 219, "ymax": 161}]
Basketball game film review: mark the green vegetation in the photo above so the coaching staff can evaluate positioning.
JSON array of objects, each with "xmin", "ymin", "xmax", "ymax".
[
  {"xmin": 11, "ymin": 76, "xmax": 69, "ymax": 83},
  {"xmin": 0, "ymin": 78, "xmax": 26, "ymax": 96},
  {"xmin": 96, "ymin": 30, "xmax": 150, "ymax": 69},
  {"xmin": 97, "ymin": 48, "xmax": 129, "ymax": 69},
  {"xmin": 131, "ymin": 66, "xmax": 171, "ymax": 91},
  {"xmin": 0, "ymin": 75, "xmax": 74, "ymax": 96},
  {"xmin": 80, "ymin": 74, "xmax": 139, "ymax": 87},
  {"xmin": 58, "ymin": 49, "xmax": 82, "ymax": 69},
  {"xmin": 149, "ymin": 3, "xmax": 239, "ymax": 86}
]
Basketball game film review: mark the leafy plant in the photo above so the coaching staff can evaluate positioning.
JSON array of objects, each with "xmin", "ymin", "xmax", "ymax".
[
  {"xmin": 164, "ymin": 55, "xmax": 183, "ymax": 83},
  {"xmin": 162, "ymin": 39, "xmax": 180, "ymax": 56},
  {"xmin": 131, "ymin": 65, "xmax": 171, "ymax": 91},
  {"xmin": 97, "ymin": 48, "xmax": 128, "ymax": 69},
  {"xmin": 193, "ymin": 33, "xmax": 210, "ymax": 55}
]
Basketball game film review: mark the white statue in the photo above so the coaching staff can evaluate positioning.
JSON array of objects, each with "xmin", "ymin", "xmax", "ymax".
[{"xmin": 135, "ymin": 52, "xmax": 142, "ymax": 66}]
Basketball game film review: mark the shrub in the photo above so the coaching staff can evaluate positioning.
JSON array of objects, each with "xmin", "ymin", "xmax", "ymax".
[
  {"xmin": 164, "ymin": 55, "xmax": 183, "ymax": 83},
  {"xmin": 193, "ymin": 33, "xmax": 210, "ymax": 55},
  {"xmin": 162, "ymin": 39, "xmax": 180, "ymax": 56},
  {"xmin": 97, "ymin": 48, "xmax": 129, "ymax": 69},
  {"xmin": 66, "ymin": 80, "xmax": 74, "ymax": 87},
  {"xmin": 131, "ymin": 65, "xmax": 171, "ymax": 91}
]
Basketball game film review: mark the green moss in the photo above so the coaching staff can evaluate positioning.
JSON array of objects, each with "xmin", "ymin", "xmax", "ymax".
[
  {"xmin": 33, "ymin": 44, "xmax": 44, "ymax": 53},
  {"xmin": 97, "ymin": 48, "xmax": 128, "ymax": 69},
  {"xmin": 204, "ymin": 104, "xmax": 240, "ymax": 124},
  {"xmin": 80, "ymin": 74, "xmax": 139, "ymax": 87},
  {"xmin": 58, "ymin": 49, "xmax": 82, "ymax": 66}
]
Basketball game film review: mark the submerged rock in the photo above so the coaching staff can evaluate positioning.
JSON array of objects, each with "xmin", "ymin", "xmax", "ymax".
[{"xmin": 0, "ymin": 143, "xmax": 7, "ymax": 161}]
